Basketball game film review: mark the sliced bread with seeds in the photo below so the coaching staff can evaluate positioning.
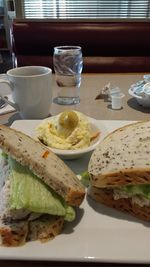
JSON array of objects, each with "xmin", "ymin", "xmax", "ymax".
[
  {"xmin": 0, "ymin": 124, "xmax": 85, "ymax": 246},
  {"xmin": 88, "ymin": 120, "xmax": 150, "ymax": 222},
  {"xmin": 0, "ymin": 124, "xmax": 85, "ymax": 206}
]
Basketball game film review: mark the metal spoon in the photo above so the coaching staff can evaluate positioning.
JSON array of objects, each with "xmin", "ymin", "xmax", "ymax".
[
  {"xmin": 0, "ymin": 95, "xmax": 17, "ymax": 110},
  {"xmin": 0, "ymin": 96, "xmax": 8, "ymax": 109}
]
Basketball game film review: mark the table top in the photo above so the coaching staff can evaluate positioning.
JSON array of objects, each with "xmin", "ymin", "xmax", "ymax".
[
  {"xmin": 0, "ymin": 73, "xmax": 150, "ymax": 267},
  {"xmin": 1, "ymin": 73, "xmax": 150, "ymax": 126}
]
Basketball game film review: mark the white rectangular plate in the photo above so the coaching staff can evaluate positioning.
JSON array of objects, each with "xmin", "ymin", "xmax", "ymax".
[{"xmin": 1, "ymin": 119, "xmax": 149, "ymax": 263}]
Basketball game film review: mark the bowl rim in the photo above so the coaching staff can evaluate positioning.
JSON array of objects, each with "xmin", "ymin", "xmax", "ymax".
[
  {"xmin": 50, "ymin": 134, "xmax": 101, "ymax": 156},
  {"xmin": 128, "ymin": 86, "xmax": 143, "ymax": 99}
]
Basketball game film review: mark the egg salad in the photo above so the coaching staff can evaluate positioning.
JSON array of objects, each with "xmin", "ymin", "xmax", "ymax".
[{"xmin": 36, "ymin": 111, "xmax": 92, "ymax": 150}]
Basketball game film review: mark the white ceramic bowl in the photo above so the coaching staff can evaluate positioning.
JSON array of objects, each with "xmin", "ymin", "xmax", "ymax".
[
  {"xmin": 38, "ymin": 117, "xmax": 108, "ymax": 160},
  {"xmin": 143, "ymin": 74, "xmax": 150, "ymax": 83},
  {"xmin": 128, "ymin": 80, "xmax": 150, "ymax": 108}
]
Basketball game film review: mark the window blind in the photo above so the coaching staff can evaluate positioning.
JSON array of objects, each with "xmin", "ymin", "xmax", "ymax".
[{"xmin": 14, "ymin": 0, "xmax": 150, "ymax": 20}]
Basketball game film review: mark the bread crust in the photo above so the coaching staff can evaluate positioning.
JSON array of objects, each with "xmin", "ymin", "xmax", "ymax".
[
  {"xmin": 88, "ymin": 120, "xmax": 150, "ymax": 188},
  {"xmin": 0, "ymin": 220, "xmax": 28, "ymax": 246},
  {"xmin": 0, "ymin": 216, "xmax": 64, "ymax": 246},
  {"xmin": 0, "ymin": 125, "xmax": 85, "ymax": 206},
  {"xmin": 27, "ymin": 215, "xmax": 64, "ymax": 243},
  {"xmin": 88, "ymin": 186, "xmax": 150, "ymax": 222}
]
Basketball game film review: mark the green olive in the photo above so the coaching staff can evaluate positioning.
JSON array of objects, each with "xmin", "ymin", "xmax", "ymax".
[{"xmin": 59, "ymin": 111, "xmax": 79, "ymax": 129}]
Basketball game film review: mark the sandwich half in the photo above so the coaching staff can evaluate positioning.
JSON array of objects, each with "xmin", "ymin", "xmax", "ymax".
[
  {"xmin": 0, "ymin": 125, "xmax": 85, "ymax": 246},
  {"xmin": 88, "ymin": 120, "xmax": 150, "ymax": 222}
]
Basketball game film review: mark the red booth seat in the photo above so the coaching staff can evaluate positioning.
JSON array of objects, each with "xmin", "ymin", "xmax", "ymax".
[{"xmin": 12, "ymin": 20, "xmax": 150, "ymax": 73}]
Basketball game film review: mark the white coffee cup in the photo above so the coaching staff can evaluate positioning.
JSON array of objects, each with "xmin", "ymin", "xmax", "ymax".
[{"xmin": 0, "ymin": 66, "xmax": 52, "ymax": 119}]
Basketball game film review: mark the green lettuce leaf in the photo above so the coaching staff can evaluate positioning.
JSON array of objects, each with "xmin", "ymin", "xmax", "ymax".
[
  {"xmin": 122, "ymin": 184, "xmax": 150, "ymax": 199},
  {"xmin": 80, "ymin": 171, "xmax": 90, "ymax": 187},
  {"xmin": 9, "ymin": 157, "xmax": 75, "ymax": 222}
]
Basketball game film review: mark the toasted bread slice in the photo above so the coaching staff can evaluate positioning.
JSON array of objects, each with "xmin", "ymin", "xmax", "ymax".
[
  {"xmin": 0, "ymin": 125, "xmax": 85, "ymax": 206},
  {"xmin": 88, "ymin": 121, "xmax": 150, "ymax": 188},
  {"xmin": 0, "ymin": 215, "xmax": 64, "ymax": 246},
  {"xmin": 0, "ymin": 219, "xmax": 28, "ymax": 246},
  {"xmin": 28, "ymin": 215, "xmax": 64, "ymax": 242},
  {"xmin": 88, "ymin": 186, "xmax": 150, "ymax": 222}
]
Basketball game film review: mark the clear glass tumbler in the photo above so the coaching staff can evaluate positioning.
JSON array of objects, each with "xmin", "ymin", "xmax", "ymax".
[{"xmin": 53, "ymin": 46, "xmax": 83, "ymax": 105}]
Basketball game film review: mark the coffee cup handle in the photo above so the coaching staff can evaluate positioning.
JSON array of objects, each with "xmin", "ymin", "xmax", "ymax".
[{"xmin": 0, "ymin": 79, "xmax": 19, "ymax": 110}]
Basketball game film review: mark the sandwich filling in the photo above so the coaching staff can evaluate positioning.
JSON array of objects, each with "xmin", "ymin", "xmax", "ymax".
[
  {"xmin": 0, "ymin": 153, "xmax": 75, "ymax": 223},
  {"xmin": 82, "ymin": 171, "xmax": 150, "ymax": 207},
  {"xmin": 113, "ymin": 185, "xmax": 150, "ymax": 207}
]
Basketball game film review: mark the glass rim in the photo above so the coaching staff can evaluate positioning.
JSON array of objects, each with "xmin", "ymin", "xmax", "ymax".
[{"xmin": 54, "ymin": 45, "xmax": 82, "ymax": 51}]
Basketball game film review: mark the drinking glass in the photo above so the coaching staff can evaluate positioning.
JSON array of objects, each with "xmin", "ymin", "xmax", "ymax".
[{"xmin": 53, "ymin": 46, "xmax": 83, "ymax": 105}]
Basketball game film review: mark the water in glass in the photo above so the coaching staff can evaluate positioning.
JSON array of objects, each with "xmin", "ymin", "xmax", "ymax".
[{"xmin": 53, "ymin": 46, "xmax": 83, "ymax": 105}]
